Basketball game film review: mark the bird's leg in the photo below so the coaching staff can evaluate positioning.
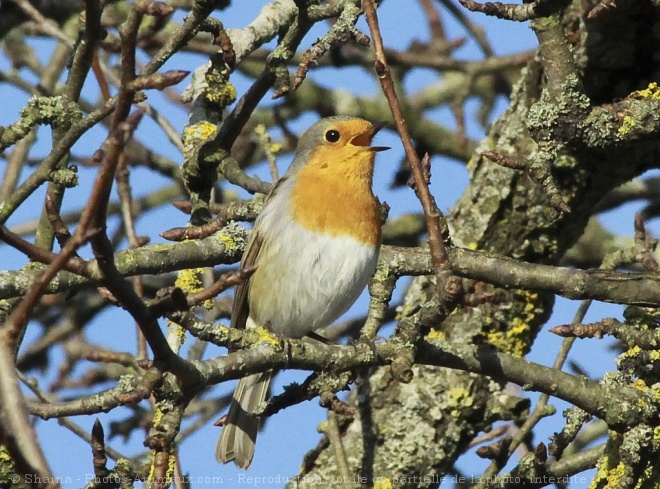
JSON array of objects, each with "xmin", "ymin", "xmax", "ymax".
[{"xmin": 306, "ymin": 331, "xmax": 339, "ymax": 345}]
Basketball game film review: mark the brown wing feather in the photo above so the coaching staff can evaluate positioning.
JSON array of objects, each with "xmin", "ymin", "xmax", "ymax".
[
  {"xmin": 230, "ymin": 177, "xmax": 287, "ymax": 330},
  {"xmin": 230, "ymin": 229, "xmax": 262, "ymax": 330}
]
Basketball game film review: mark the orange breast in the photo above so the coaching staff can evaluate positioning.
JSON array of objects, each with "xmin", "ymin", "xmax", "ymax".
[{"xmin": 288, "ymin": 146, "xmax": 381, "ymax": 247}]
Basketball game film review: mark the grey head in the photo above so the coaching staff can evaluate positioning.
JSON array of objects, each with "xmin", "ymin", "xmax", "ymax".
[{"xmin": 284, "ymin": 116, "xmax": 382, "ymax": 176}]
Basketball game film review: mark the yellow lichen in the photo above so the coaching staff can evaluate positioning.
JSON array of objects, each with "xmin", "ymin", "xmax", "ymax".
[
  {"xmin": 373, "ymin": 478, "xmax": 393, "ymax": 489},
  {"xmin": 373, "ymin": 266, "xmax": 391, "ymax": 282},
  {"xmin": 589, "ymin": 455, "xmax": 609, "ymax": 489},
  {"xmin": 168, "ymin": 319, "xmax": 187, "ymax": 345},
  {"xmin": 523, "ymin": 293, "xmax": 538, "ymax": 314},
  {"xmin": 531, "ymin": 15, "xmax": 560, "ymax": 30},
  {"xmin": 174, "ymin": 267, "xmax": 213, "ymax": 310},
  {"xmin": 146, "ymin": 450, "xmax": 173, "ymax": 486},
  {"xmin": 202, "ymin": 65, "xmax": 237, "ymax": 108},
  {"xmin": 426, "ymin": 329, "xmax": 446, "ymax": 341},
  {"xmin": 145, "ymin": 409, "xmax": 176, "ymax": 483},
  {"xmin": 148, "ymin": 449, "xmax": 157, "ymax": 482},
  {"xmin": 167, "ymin": 453, "xmax": 176, "ymax": 479},
  {"xmin": 205, "ymin": 82, "xmax": 237, "ymax": 106},
  {"xmin": 182, "ymin": 121, "xmax": 218, "ymax": 154},
  {"xmin": 588, "ymin": 454, "xmax": 633, "ymax": 489},
  {"xmin": 175, "ymin": 267, "xmax": 204, "ymax": 293},
  {"xmin": 634, "ymin": 82, "xmax": 660, "ymax": 100},
  {"xmin": 0, "ymin": 445, "xmax": 11, "ymax": 464},
  {"xmin": 448, "ymin": 387, "xmax": 470, "ymax": 403},
  {"xmin": 152, "ymin": 408, "xmax": 163, "ymax": 426},
  {"xmin": 447, "ymin": 387, "xmax": 474, "ymax": 417},
  {"xmin": 631, "ymin": 378, "xmax": 660, "ymax": 404},
  {"xmin": 618, "ymin": 115, "xmax": 636, "ymax": 135},
  {"xmin": 620, "ymin": 345, "xmax": 643, "ymax": 359},
  {"xmin": 115, "ymin": 458, "xmax": 130, "ymax": 471},
  {"xmin": 487, "ymin": 291, "xmax": 538, "ymax": 357},
  {"xmin": 0, "ymin": 444, "xmax": 16, "ymax": 485},
  {"xmin": 395, "ymin": 304, "xmax": 416, "ymax": 320},
  {"xmin": 487, "ymin": 331, "xmax": 506, "ymax": 349},
  {"xmin": 217, "ymin": 229, "xmax": 239, "ymax": 255},
  {"xmin": 487, "ymin": 317, "xmax": 530, "ymax": 357},
  {"xmin": 253, "ymin": 326, "xmax": 279, "ymax": 346},
  {"xmin": 654, "ymin": 425, "xmax": 660, "ymax": 441},
  {"xmin": 605, "ymin": 461, "xmax": 627, "ymax": 488}
]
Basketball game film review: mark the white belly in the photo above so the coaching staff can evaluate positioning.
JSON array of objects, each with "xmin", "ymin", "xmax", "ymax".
[{"xmin": 247, "ymin": 217, "xmax": 379, "ymax": 338}]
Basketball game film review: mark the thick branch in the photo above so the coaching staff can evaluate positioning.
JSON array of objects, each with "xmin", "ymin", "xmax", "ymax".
[
  {"xmin": 4, "ymin": 241, "xmax": 660, "ymax": 308},
  {"xmin": 188, "ymin": 335, "xmax": 650, "ymax": 430}
]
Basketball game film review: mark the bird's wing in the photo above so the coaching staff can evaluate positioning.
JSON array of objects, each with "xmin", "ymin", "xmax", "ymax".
[
  {"xmin": 230, "ymin": 177, "xmax": 287, "ymax": 330},
  {"xmin": 230, "ymin": 228, "xmax": 262, "ymax": 330}
]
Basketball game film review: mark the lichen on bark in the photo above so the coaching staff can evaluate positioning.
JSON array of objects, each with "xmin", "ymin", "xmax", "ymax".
[{"xmin": 294, "ymin": 2, "xmax": 660, "ymax": 486}]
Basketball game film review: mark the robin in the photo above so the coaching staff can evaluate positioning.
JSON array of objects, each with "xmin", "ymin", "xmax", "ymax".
[{"xmin": 216, "ymin": 116, "xmax": 388, "ymax": 469}]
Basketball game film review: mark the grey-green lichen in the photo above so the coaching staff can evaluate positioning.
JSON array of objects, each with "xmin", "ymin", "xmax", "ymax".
[
  {"xmin": 589, "ymin": 424, "xmax": 660, "ymax": 489},
  {"xmin": 116, "ymin": 374, "xmax": 137, "ymax": 392},
  {"xmin": 549, "ymin": 405, "xmax": 592, "ymax": 458},
  {"xmin": 214, "ymin": 220, "xmax": 248, "ymax": 257},
  {"xmin": 49, "ymin": 168, "xmax": 79, "ymax": 188},
  {"xmin": 580, "ymin": 87, "xmax": 660, "ymax": 150},
  {"xmin": 585, "ymin": 317, "xmax": 660, "ymax": 489},
  {"xmin": 180, "ymin": 118, "xmax": 220, "ymax": 207},
  {"xmin": 526, "ymin": 92, "xmax": 561, "ymax": 140},
  {"xmin": 581, "ymin": 107, "xmax": 620, "ymax": 148},
  {"xmin": 0, "ymin": 299, "xmax": 13, "ymax": 317},
  {"xmin": 25, "ymin": 95, "xmax": 80, "ymax": 123},
  {"xmin": 0, "ymin": 95, "xmax": 82, "ymax": 150}
]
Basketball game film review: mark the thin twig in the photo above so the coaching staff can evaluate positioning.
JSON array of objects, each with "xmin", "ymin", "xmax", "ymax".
[
  {"xmin": 439, "ymin": 0, "xmax": 495, "ymax": 56},
  {"xmin": 420, "ymin": 0, "xmax": 447, "ymax": 42},
  {"xmin": 587, "ymin": 0, "xmax": 617, "ymax": 19},
  {"xmin": 116, "ymin": 147, "xmax": 150, "ymax": 360},
  {"xmin": 186, "ymin": 267, "xmax": 256, "ymax": 308},
  {"xmin": 18, "ymin": 372, "xmax": 135, "ymax": 465},
  {"xmin": 326, "ymin": 410, "xmax": 351, "ymax": 480},
  {"xmin": 0, "ymin": 339, "xmax": 54, "ymax": 483},
  {"xmin": 7, "ymin": 0, "xmax": 75, "ymax": 46},
  {"xmin": 458, "ymin": 0, "xmax": 559, "ymax": 22},
  {"xmin": 363, "ymin": 0, "xmax": 463, "ymax": 316}
]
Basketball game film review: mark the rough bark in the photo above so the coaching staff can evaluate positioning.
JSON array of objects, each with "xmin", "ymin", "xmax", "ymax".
[{"xmin": 295, "ymin": 1, "xmax": 660, "ymax": 486}]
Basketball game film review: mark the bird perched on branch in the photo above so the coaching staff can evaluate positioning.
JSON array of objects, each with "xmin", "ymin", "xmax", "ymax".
[{"xmin": 217, "ymin": 116, "xmax": 389, "ymax": 469}]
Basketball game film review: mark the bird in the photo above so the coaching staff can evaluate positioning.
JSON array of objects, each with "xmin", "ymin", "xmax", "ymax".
[{"xmin": 216, "ymin": 115, "xmax": 389, "ymax": 469}]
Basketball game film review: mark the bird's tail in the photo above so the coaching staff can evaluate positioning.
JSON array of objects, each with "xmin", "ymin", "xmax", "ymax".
[{"xmin": 216, "ymin": 371, "xmax": 272, "ymax": 469}]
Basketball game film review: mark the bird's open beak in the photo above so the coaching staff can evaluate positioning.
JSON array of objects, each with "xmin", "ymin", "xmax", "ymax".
[{"xmin": 351, "ymin": 121, "xmax": 390, "ymax": 152}]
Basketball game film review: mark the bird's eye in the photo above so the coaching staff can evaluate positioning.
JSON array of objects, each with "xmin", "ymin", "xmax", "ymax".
[{"xmin": 325, "ymin": 130, "xmax": 340, "ymax": 143}]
